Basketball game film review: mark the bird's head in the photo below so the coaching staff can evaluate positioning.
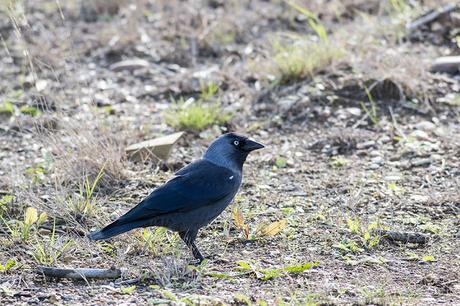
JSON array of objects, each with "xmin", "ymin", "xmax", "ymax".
[{"xmin": 203, "ymin": 133, "xmax": 264, "ymax": 171}]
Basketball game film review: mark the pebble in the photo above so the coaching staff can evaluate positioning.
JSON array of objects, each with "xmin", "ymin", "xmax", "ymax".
[
  {"xmin": 410, "ymin": 194, "xmax": 430, "ymax": 203},
  {"xmin": 379, "ymin": 135, "xmax": 391, "ymax": 144},
  {"xmin": 368, "ymin": 163, "xmax": 381, "ymax": 170},
  {"xmin": 411, "ymin": 158, "xmax": 432, "ymax": 167},
  {"xmin": 410, "ymin": 130, "xmax": 431, "ymax": 141},
  {"xmin": 357, "ymin": 140, "xmax": 376, "ymax": 149},
  {"xmin": 346, "ymin": 107, "xmax": 362, "ymax": 117},
  {"xmin": 371, "ymin": 156, "xmax": 383, "ymax": 164},
  {"xmin": 415, "ymin": 121, "xmax": 436, "ymax": 132},
  {"xmin": 384, "ymin": 175, "xmax": 402, "ymax": 181}
]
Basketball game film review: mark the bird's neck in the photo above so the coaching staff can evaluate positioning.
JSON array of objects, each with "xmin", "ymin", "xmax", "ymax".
[{"xmin": 203, "ymin": 153, "xmax": 244, "ymax": 173}]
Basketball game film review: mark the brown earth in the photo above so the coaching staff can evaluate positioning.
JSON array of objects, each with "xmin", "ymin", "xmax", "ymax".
[{"xmin": 0, "ymin": 1, "xmax": 459, "ymax": 305}]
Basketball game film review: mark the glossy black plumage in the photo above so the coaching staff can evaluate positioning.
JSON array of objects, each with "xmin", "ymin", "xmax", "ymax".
[{"xmin": 88, "ymin": 133, "xmax": 264, "ymax": 261}]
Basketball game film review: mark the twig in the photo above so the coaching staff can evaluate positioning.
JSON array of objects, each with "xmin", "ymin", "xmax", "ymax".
[
  {"xmin": 407, "ymin": 4, "xmax": 457, "ymax": 31},
  {"xmin": 115, "ymin": 277, "xmax": 141, "ymax": 286},
  {"xmin": 37, "ymin": 266, "xmax": 121, "ymax": 280},
  {"xmin": 375, "ymin": 229, "xmax": 429, "ymax": 244}
]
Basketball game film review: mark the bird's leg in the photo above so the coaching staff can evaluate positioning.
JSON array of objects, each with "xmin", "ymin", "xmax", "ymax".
[{"xmin": 179, "ymin": 230, "xmax": 204, "ymax": 263}]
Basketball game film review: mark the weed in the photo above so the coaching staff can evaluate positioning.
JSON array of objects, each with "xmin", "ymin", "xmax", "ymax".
[
  {"xmin": 0, "ymin": 101, "xmax": 14, "ymax": 115},
  {"xmin": 271, "ymin": 35, "xmax": 340, "ymax": 84},
  {"xmin": 46, "ymin": 125, "xmax": 126, "ymax": 193},
  {"xmin": 0, "ymin": 259, "xmax": 16, "ymax": 273},
  {"xmin": 120, "ymin": 285, "xmax": 136, "ymax": 295},
  {"xmin": 165, "ymin": 97, "xmax": 231, "ymax": 131},
  {"xmin": 329, "ymin": 156, "xmax": 348, "ymax": 168},
  {"xmin": 0, "ymin": 206, "xmax": 47, "ymax": 242},
  {"xmin": 24, "ymin": 163, "xmax": 46, "ymax": 184},
  {"xmin": 209, "ymin": 24, "xmax": 237, "ymax": 46},
  {"xmin": 335, "ymin": 216, "xmax": 381, "ymax": 255},
  {"xmin": 140, "ymin": 227, "xmax": 178, "ymax": 256},
  {"xmin": 32, "ymin": 221, "xmax": 73, "ymax": 265},
  {"xmin": 154, "ymin": 256, "xmax": 201, "ymax": 287},
  {"xmin": 235, "ymin": 260, "xmax": 318, "ymax": 281},
  {"xmin": 360, "ymin": 86, "xmax": 379, "ymax": 125},
  {"xmin": 0, "ymin": 195, "xmax": 14, "ymax": 217},
  {"xmin": 67, "ymin": 162, "xmax": 106, "ymax": 217},
  {"xmin": 285, "ymin": 0, "xmax": 328, "ymax": 41},
  {"xmin": 199, "ymin": 80, "xmax": 219, "ymax": 101},
  {"xmin": 275, "ymin": 157, "xmax": 287, "ymax": 168},
  {"xmin": 269, "ymin": 2, "xmax": 341, "ymax": 83},
  {"xmin": 19, "ymin": 105, "xmax": 41, "ymax": 116}
]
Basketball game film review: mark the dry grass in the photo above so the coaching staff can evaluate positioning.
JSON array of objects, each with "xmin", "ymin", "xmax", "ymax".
[
  {"xmin": 45, "ymin": 123, "xmax": 126, "ymax": 193},
  {"xmin": 269, "ymin": 33, "xmax": 342, "ymax": 84},
  {"xmin": 1, "ymin": 0, "xmax": 459, "ymax": 305}
]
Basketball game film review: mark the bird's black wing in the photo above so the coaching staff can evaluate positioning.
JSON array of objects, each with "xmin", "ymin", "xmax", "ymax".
[{"xmin": 115, "ymin": 159, "xmax": 240, "ymax": 225}]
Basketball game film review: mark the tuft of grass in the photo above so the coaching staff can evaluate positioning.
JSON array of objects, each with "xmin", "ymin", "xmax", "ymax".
[
  {"xmin": 335, "ymin": 216, "xmax": 382, "ymax": 255},
  {"xmin": 139, "ymin": 227, "xmax": 179, "ymax": 256},
  {"xmin": 0, "ymin": 206, "xmax": 47, "ymax": 242},
  {"xmin": 45, "ymin": 125, "xmax": 126, "ymax": 193},
  {"xmin": 267, "ymin": 1, "xmax": 342, "ymax": 84},
  {"xmin": 329, "ymin": 156, "xmax": 348, "ymax": 168},
  {"xmin": 154, "ymin": 256, "xmax": 202, "ymax": 288},
  {"xmin": 165, "ymin": 81, "xmax": 231, "ymax": 131},
  {"xmin": 0, "ymin": 259, "xmax": 16, "ymax": 273},
  {"xmin": 360, "ymin": 86, "xmax": 380, "ymax": 125},
  {"xmin": 0, "ymin": 101, "xmax": 14, "ymax": 115},
  {"xmin": 67, "ymin": 162, "xmax": 106, "ymax": 217},
  {"xmin": 19, "ymin": 105, "xmax": 41, "ymax": 116},
  {"xmin": 32, "ymin": 221, "xmax": 73, "ymax": 265},
  {"xmin": 0, "ymin": 195, "xmax": 14, "ymax": 217},
  {"xmin": 165, "ymin": 97, "xmax": 231, "ymax": 131},
  {"xmin": 270, "ymin": 34, "xmax": 340, "ymax": 84}
]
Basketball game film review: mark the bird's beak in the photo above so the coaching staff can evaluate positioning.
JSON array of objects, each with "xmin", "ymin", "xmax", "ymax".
[{"xmin": 243, "ymin": 139, "xmax": 265, "ymax": 152}]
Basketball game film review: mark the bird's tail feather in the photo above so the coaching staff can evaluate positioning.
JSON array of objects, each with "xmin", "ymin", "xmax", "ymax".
[{"xmin": 88, "ymin": 219, "xmax": 147, "ymax": 240}]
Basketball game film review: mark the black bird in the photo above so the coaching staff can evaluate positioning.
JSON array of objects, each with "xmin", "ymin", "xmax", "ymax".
[{"xmin": 88, "ymin": 133, "xmax": 264, "ymax": 262}]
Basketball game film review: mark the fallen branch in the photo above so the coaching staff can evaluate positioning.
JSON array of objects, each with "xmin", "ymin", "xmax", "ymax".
[
  {"xmin": 38, "ymin": 266, "xmax": 121, "ymax": 280},
  {"xmin": 407, "ymin": 4, "xmax": 457, "ymax": 31},
  {"xmin": 375, "ymin": 229, "xmax": 429, "ymax": 244}
]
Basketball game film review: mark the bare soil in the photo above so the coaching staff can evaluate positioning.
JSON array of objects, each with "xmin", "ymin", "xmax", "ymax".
[{"xmin": 1, "ymin": 1, "xmax": 459, "ymax": 305}]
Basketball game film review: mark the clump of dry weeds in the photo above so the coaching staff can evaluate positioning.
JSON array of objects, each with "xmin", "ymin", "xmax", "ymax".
[{"xmin": 44, "ymin": 123, "xmax": 126, "ymax": 194}]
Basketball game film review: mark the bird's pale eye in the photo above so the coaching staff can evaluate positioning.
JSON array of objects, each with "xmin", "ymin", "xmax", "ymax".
[{"xmin": 233, "ymin": 140, "xmax": 239, "ymax": 146}]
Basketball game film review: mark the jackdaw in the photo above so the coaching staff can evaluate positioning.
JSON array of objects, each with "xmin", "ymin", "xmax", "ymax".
[{"xmin": 88, "ymin": 133, "xmax": 264, "ymax": 262}]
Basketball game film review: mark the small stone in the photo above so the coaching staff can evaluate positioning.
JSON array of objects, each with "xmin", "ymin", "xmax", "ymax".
[
  {"xmin": 431, "ymin": 56, "xmax": 460, "ymax": 74},
  {"xmin": 379, "ymin": 135, "xmax": 391, "ymax": 144},
  {"xmin": 35, "ymin": 79, "xmax": 48, "ymax": 92},
  {"xmin": 126, "ymin": 132, "xmax": 184, "ymax": 162},
  {"xmin": 384, "ymin": 175, "xmax": 402, "ymax": 181},
  {"xmin": 371, "ymin": 156, "xmax": 383, "ymax": 164},
  {"xmin": 411, "ymin": 158, "xmax": 431, "ymax": 168},
  {"xmin": 410, "ymin": 194, "xmax": 430, "ymax": 203},
  {"xmin": 369, "ymin": 150, "xmax": 381, "ymax": 157},
  {"xmin": 368, "ymin": 163, "xmax": 381, "ymax": 170},
  {"xmin": 356, "ymin": 140, "xmax": 376, "ymax": 149},
  {"xmin": 109, "ymin": 59, "xmax": 150, "ymax": 72},
  {"xmin": 346, "ymin": 107, "xmax": 362, "ymax": 117},
  {"xmin": 409, "ymin": 130, "xmax": 431, "ymax": 141},
  {"xmin": 414, "ymin": 121, "xmax": 436, "ymax": 132}
]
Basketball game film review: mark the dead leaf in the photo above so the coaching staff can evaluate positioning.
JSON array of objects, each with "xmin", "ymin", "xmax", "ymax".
[
  {"xmin": 258, "ymin": 219, "xmax": 287, "ymax": 237},
  {"xmin": 232, "ymin": 207, "xmax": 246, "ymax": 229}
]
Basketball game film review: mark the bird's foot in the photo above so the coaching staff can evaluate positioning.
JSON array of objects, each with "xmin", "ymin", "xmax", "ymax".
[
  {"xmin": 188, "ymin": 257, "xmax": 205, "ymax": 266},
  {"xmin": 203, "ymin": 253, "xmax": 229, "ymax": 264}
]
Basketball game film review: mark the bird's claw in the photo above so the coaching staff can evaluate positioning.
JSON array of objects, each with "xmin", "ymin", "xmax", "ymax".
[{"xmin": 188, "ymin": 258, "xmax": 205, "ymax": 266}]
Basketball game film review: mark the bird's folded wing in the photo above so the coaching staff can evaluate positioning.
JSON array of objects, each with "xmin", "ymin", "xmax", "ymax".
[{"xmin": 115, "ymin": 160, "xmax": 239, "ymax": 224}]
